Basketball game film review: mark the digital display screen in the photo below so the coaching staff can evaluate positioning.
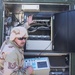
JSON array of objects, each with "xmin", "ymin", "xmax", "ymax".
[{"xmin": 37, "ymin": 61, "xmax": 47, "ymax": 68}]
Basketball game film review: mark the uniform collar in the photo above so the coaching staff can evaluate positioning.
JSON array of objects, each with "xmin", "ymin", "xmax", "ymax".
[
  {"xmin": 10, "ymin": 41, "xmax": 24, "ymax": 50},
  {"xmin": 10, "ymin": 41, "xmax": 24, "ymax": 54}
]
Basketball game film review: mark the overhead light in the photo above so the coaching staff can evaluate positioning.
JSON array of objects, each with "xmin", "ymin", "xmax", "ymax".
[{"xmin": 22, "ymin": 5, "xmax": 39, "ymax": 10}]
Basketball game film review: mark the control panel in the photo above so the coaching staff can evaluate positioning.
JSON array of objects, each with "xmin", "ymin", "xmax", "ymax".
[{"xmin": 24, "ymin": 57, "xmax": 50, "ymax": 75}]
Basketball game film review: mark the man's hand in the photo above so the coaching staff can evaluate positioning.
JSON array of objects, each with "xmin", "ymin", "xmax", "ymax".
[
  {"xmin": 27, "ymin": 15, "xmax": 35, "ymax": 25},
  {"xmin": 26, "ymin": 66, "xmax": 34, "ymax": 75},
  {"xmin": 22, "ymin": 66, "xmax": 34, "ymax": 75}
]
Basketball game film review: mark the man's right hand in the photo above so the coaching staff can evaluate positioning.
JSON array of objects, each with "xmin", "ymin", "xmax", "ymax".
[{"xmin": 27, "ymin": 15, "xmax": 35, "ymax": 25}]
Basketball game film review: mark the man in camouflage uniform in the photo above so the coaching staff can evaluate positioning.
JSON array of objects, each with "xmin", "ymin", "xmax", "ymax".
[{"xmin": 0, "ymin": 15, "xmax": 34, "ymax": 75}]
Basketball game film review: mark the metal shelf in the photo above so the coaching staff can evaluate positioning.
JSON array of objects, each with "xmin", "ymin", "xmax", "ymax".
[
  {"xmin": 24, "ymin": 52, "xmax": 68, "ymax": 56},
  {"xmin": 50, "ymin": 66, "xmax": 69, "ymax": 69}
]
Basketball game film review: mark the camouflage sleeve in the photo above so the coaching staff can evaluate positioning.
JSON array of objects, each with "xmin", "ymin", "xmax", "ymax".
[
  {"xmin": 0, "ymin": 40, "xmax": 9, "ymax": 51},
  {"xmin": 23, "ymin": 22, "xmax": 30, "ymax": 29},
  {"xmin": 3, "ymin": 51, "xmax": 18, "ymax": 75}
]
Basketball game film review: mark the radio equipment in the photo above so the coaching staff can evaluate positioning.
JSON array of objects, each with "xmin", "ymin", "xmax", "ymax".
[
  {"xmin": 25, "ymin": 12, "xmax": 53, "ymax": 50},
  {"xmin": 23, "ymin": 57, "xmax": 50, "ymax": 75}
]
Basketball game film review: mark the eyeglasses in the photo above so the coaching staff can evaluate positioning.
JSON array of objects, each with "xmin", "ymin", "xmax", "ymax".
[{"xmin": 18, "ymin": 37, "xmax": 26, "ymax": 40}]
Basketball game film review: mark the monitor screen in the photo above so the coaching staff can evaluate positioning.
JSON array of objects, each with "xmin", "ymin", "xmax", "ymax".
[{"xmin": 37, "ymin": 61, "xmax": 47, "ymax": 68}]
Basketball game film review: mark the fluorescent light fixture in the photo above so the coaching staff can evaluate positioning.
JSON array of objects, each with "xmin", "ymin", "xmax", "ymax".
[{"xmin": 22, "ymin": 5, "xmax": 39, "ymax": 10}]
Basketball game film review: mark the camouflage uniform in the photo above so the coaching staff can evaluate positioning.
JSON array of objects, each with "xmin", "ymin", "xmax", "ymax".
[
  {"xmin": 0, "ymin": 40, "xmax": 29, "ymax": 75},
  {"xmin": 0, "ymin": 26, "xmax": 31, "ymax": 75}
]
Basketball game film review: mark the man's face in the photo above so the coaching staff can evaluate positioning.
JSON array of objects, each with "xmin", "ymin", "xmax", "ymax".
[{"xmin": 14, "ymin": 37, "xmax": 26, "ymax": 48}]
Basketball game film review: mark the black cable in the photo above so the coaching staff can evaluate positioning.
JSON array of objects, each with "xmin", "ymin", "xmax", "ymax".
[{"xmin": 38, "ymin": 31, "xmax": 58, "ymax": 56}]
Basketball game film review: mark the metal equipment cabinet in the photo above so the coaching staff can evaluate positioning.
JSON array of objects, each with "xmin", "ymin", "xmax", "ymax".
[{"xmin": 1, "ymin": 0, "xmax": 75, "ymax": 75}]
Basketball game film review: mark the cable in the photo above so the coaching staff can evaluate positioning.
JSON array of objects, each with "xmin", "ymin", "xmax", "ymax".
[
  {"xmin": 38, "ymin": 31, "xmax": 58, "ymax": 56},
  {"xmin": 28, "ymin": 25, "xmax": 50, "ymax": 33}
]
